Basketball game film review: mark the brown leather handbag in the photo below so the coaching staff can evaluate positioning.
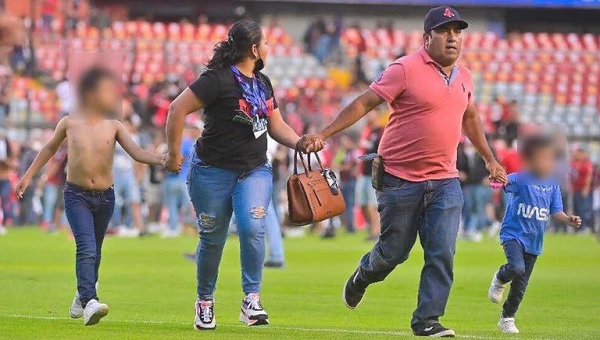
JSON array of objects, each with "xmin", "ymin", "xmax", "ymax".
[{"xmin": 287, "ymin": 150, "xmax": 345, "ymax": 226}]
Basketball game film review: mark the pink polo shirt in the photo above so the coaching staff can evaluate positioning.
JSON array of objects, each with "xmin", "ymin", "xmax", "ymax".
[{"xmin": 370, "ymin": 47, "xmax": 474, "ymax": 182}]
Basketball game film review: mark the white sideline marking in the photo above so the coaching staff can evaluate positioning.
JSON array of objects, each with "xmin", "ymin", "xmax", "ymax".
[{"xmin": 0, "ymin": 314, "xmax": 556, "ymax": 339}]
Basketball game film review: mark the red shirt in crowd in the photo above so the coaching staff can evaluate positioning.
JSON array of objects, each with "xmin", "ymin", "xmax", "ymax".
[
  {"xmin": 501, "ymin": 148, "xmax": 522, "ymax": 174},
  {"xmin": 571, "ymin": 158, "xmax": 593, "ymax": 192}
]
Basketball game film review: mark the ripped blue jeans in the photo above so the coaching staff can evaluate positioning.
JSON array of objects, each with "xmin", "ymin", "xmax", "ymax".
[{"xmin": 187, "ymin": 153, "xmax": 272, "ymax": 299}]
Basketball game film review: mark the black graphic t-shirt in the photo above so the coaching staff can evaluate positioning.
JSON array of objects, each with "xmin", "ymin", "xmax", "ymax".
[{"xmin": 189, "ymin": 67, "xmax": 277, "ymax": 171}]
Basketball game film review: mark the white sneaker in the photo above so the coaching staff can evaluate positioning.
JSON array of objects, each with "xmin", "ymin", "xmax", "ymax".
[
  {"xmin": 70, "ymin": 282, "xmax": 99, "ymax": 319},
  {"xmin": 194, "ymin": 299, "xmax": 216, "ymax": 330},
  {"xmin": 498, "ymin": 317, "xmax": 519, "ymax": 334},
  {"xmin": 161, "ymin": 229, "xmax": 180, "ymax": 238},
  {"xmin": 488, "ymin": 221, "xmax": 501, "ymax": 237},
  {"xmin": 70, "ymin": 293, "xmax": 84, "ymax": 318},
  {"xmin": 83, "ymin": 299, "xmax": 109, "ymax": 326},
  {"xmin": 0, "ymin": 225, "xmax": 7, "ymax": 236},
  {"xmin": 239, "ymin": 293, "xmax": 269, "ymax": 326},
  {"xmin": 118, "ymin": 227, "xmax": 140, "ymax": 238},
  {"xmin": 488, "ymin": 271, "xmax": 506, "ymax": 303}
]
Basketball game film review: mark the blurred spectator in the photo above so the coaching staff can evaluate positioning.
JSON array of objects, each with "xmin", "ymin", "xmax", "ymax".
[
  {"xmin": 0, "ymin": 66, "xmax": 11, "ymax": 125},
  {"xmin": 490, "ymin": 95, "xmax": 510, "ymax": 132},
  {"xmin": 571, "ymin": 147, "xmax": 593, "ymax": 231},
  {"xmin": 39, "ymin": 144, "xmax": 67, "ymax": 231},
  {"xmin": 592, "ymin": 164, "xmax": 600, "ymax": 234},
  {"xmin": 145, "ymin": 132, "xmax": 166, "ymax": 229},
  {"xmin": 111, "ymin": 118, "xmax": 144, "ymax": 237},
  {"xmin": 16, "ymin": 138, "xmax": 42, "ymax": 225},
  {"xmin": 551, "ymin": 132, "xmax": 571, "ymax": 233},
  {"xmin": 162, "ymin": 125, "xmax": 195, "ymax": 237},
  {"xmin": 496, "ymin": 100, "xmax": 519, "ymax": 146},
  {"xmin": 55, "ymin": 77, "xmax": 72, "ymax": 118},
  {"xmin": 335, "ymin": 134, "xmax": 358, "ymax": 233},
  {"xmin": 0, "ymin": 132, "xmax": 15, "ymax": 231},
  {"xmin": 463, "ymin": 140, "xmax": 500, "ymax": 241},
  {"xmin": 265, "ymin": 136, "xmax": 285, "ymax": 267},
  {"xmin": 356, "ymin": 111, "xmax": 382, "ymax": 241},
  {"xmin": 304, "ymin": 17, "xmax": 342, "ymax": 64},
  {"xmin": 303, "ymin": 18, "xmax": 325, "ymax": 56},
  {"xmin": 41, "ymin": 0, "xmax": 59, "ymax": 40},
  {"xmin": 457, "ymin": 141, "xmax": 470, "ymax": 231},
  {"xmin": 89, "ymin": 7, "xmax": 111, "ymax": 33}
]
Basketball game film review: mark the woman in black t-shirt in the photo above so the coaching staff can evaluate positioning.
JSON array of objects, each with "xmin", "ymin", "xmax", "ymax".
[{"xmin": 165, "ymin": 20, "xmax": 317, "ymax": 330}]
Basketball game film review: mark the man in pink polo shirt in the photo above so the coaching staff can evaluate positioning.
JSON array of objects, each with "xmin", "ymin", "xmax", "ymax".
[{"xmin": 298, "ymin": 6, "xmax": 507, "ymax": 337}]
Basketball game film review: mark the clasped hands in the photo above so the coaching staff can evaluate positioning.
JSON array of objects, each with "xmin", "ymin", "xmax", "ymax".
[{"xmin": 296, "ymin": 133, "xmax": 326, "ymax": 153}]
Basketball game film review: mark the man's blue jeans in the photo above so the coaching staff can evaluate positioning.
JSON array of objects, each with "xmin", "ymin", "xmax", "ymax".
[
  {"xmin": 356, "ymin": 173, "xmax": 463, "ymax": 330},
  {"xmin": 187, "ymin": 153, "xmax": 272, "ymax": 299},
  {"xmin": 63, "ymin": 182, "xmax": 115, "ymax": 307}
]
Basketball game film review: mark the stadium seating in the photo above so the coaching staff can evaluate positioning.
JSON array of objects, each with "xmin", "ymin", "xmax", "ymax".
[
  {"xmin": 342, "ymin": 28, "xmax": 600, "ymax": 138},
  {"xmin": 14, "ymin": 18, "xmax": 600, "ymax": 138}
]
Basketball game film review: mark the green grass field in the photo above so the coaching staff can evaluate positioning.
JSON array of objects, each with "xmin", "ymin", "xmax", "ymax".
[{"xmin": 1, "ymin": 228, "xmax": 599, "ymax": 339}]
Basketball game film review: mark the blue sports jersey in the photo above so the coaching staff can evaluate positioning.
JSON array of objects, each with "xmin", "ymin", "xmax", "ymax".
[{"xmin": 500, "ymin": 171, "xmax": 563, "ymax": 255}]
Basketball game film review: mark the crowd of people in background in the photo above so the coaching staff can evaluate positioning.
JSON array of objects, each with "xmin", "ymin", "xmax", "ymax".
[
  {"xmin": 2, "ymin": 100, "xmax": 600, "ymax": 241},
  {"xmin": 0, "ymin": 9, "xmax": 599, "ymax": 243}
]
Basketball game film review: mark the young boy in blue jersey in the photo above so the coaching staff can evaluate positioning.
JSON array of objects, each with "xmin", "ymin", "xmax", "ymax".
[{"xmin": 487, "ymin": 135, "xmax": 581, "ymax": 334}]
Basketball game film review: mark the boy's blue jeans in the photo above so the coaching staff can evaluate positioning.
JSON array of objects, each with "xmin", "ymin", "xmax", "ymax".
[
  {"xmin": 187, "ymin": 153, "xmax": 272, "ymax": 300},
  {"xmin": 356, "ymin": 173, "xmax": 463, "ymax": 330},
  {"xmin": 63, "ymin": 182, "xmax": 115, "ymax": 307},
  {"xmin": 497, "ymin": 239, "xmax": 537, "ymax": 318}
]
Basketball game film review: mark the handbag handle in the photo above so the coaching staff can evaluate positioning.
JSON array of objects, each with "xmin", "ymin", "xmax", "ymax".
[
  {"xmin": 293, "ymin": 150, "xmax": 309, "ymax": 175},
  {"xmin": 306, "ymin": 152, "xmax": 324, "ymax": 172}
]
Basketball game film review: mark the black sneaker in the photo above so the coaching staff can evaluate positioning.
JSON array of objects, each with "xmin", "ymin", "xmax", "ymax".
[
  {"xmin": 240, "ymin": 293, "xmax": 269, "ymax": 326},
  {"xmin": 414, "ymin": 323, "xmax": 455, "ymax": 337},
  {"xmin": 342, "ymin": 267, "xmax": 368, "ymax": 309},
  {"xmin": 194, "ymin": 299, "xmax": 216, "ymax": 330}
]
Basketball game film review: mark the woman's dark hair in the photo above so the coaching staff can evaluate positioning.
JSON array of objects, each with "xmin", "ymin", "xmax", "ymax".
[
  {"xmin": 77, "ymin": 65, "xmax": 116, "ymax": 102},
  {"xmin": 206, "ymin": 20, "xmax": 262, "ymax": 70}
]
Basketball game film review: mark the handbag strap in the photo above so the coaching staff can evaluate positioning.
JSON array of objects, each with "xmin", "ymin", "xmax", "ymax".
[
  {"xmin": 306, "ymin": 152, "xmax": 324, "ymax": 172},
  {"xmin": 293, "ymin": 150, "xmax": 309, "ymax": 175}
]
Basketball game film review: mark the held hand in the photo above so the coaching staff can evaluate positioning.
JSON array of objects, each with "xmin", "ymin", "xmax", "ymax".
[
  {"xmin": 15, "ymin": 178, "xmax": 29, "ymax": 200},
  {"xmin": 568, "ymin": 215, "xmax": 582, "ymax": 228},
  {"xmin": 160, "ymin": 153, "xmax": 168, "ymax": 167},
  {"xmin": 486, "ymin": 159, "xmax": 508, "ymax": 185},
  {"xmin": 165, "ymin": 152, "xmax": 182, "ymax": 173},
  {"xmin": 296, "ymin": 134, "xmax": 325, "ymax": 153}
]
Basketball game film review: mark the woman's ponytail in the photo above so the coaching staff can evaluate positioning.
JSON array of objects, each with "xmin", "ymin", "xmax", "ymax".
[{"xmin": 205, "ymin": 20, "xmax": 262, "ymax": 70}]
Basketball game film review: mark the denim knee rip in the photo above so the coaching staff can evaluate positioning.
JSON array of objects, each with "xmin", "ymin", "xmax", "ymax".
[
  {"xmin": 250, "ymin": 206, "xmax": 267, "ymax": 219},
  {"xmin": 198, "ymin": 212, "xmax": 216, "ymax": 231}
]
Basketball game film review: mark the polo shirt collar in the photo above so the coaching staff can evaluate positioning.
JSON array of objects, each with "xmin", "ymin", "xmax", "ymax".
[{"xmin": 419, "ymin": 46, "xmax": 459, "ymax": 85}]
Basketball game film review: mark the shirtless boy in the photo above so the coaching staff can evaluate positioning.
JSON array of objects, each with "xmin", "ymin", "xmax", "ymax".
[{"xmin": 16, "ymin": 66, "xmax": 172, "ymax": 326}]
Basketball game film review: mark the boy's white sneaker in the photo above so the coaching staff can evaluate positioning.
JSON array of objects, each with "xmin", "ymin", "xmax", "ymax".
[
  {"xmin": 498, "ymin": 317, "xmax": 519, "ymax": 334},
  {"xmin": 194, "ymin": 299, "xmax": 216, "ymax": 330},
  {"xmin": 70, "ymin": 293, "xmax": 84, "ymax": 318},
  {"xmin": 0, "ymin": 225, "xmax": 7, "ymax": 235},
  {"xmin": 239, "ymin": 293, "xmax": 269, "ymax": 326},
  {"xmin": 83, "ymin": 299, "xmax": 109, "ymax": 326},
  {"xmin": 488, "ymin": 271, "xmax": 505, "ymax": 303}
]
